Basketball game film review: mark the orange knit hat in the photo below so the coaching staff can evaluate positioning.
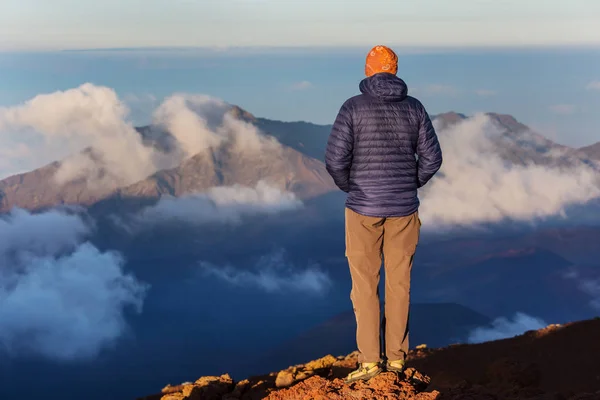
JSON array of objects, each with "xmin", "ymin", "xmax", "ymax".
[{"xmin": 365, "ymin": 45, "xmax": 398, "ymax": 77}]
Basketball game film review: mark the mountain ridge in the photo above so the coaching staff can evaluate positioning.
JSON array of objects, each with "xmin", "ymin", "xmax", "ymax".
[
  {"xmin": 0, "ymin": 110, "xmax": 336, "ymax": 213},
  {"xmin": 1, "ymin": 107, "xmax": 598, "ymax": 214},
  {"xmin": 136, "ymin": 318, "xmax": 600, "ymax": 400}
]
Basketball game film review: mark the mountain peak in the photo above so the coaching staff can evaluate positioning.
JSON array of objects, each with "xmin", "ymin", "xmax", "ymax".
[
  {"xmin": 432, "ymin": 111, "xmax": 530, "ymax": 134},
  {"xmin": 431, "ymin": 112, "xmax": 467, "ymax": 131},
  {"xmin": 433, "ymin": 111, "xmax": 468, "ymax": 120},
  {"xmin": 485, "ymin": 112, "xmax": 529, "ymax": 133},
  {"xmin": 227, "ymin": 105, "xmax": 257, "ymax": 123}
]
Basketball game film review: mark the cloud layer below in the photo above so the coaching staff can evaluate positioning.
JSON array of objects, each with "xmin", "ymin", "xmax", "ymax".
[
  {"xmin": 137, "ymin": 180, "xmax": 302, "ymax": 226},
  {"xmin": 0, "ymin": 209, "xmax": 147, "ymax": 361},
  {"xmin": 200, "ymin": 250, "xmax": 331, "ymax": 295}
]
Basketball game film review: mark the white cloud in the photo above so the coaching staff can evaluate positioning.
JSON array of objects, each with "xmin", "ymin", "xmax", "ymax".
[
  {"xmin": 0, "ymin": 85, "xmax": 287, "ymax": 206},
  {"xmin": 152, "ymin": 93, "xmax": 281, "ymax": 156},
  {"xmin": 467, "ymin": 313, "xmax": 548, "ymax": 344},
  {"xmin": 137, "ymin": 181, "xmax": 302, "ymax": 225},
  {"xmin": 290, "ymin": 81, "xmax": 313, "ymax": 91},
  {"xmin": 152, "ymin": 94, "xmax": 226, "ymax": 157},
  {"xmin": 0, "ymin": 84, "xmax": 162, "ymax": 187},
  {"xmin": 420, "ymin": 114, "xmax": 600, "ymax": 225},
  {"xmin": 586, "ymin": 81, "xmax": 600, "ymax": 91},
  {"xmin": 549, "ymin": 104, "xmax": 577, "ymax": 115},
  {"xmin": 223, "ymin": 113, "xmax": 282, "ymax": 154},
  {"xmin": 200, "ymin": 250, "xmax": 331, "ymax": 295},
  {"xmin": 474, "ymin": 89, "xmax": 497, "ymax": 97},
  {"xmin": 0, "ymin": 209, "xmax": 147, "ymax": 361}
]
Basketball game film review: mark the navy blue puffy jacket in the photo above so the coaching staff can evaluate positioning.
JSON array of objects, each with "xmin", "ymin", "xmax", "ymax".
[{"xmin": 325, "ymin": 73, "xmax": 443, "ymax": 217}]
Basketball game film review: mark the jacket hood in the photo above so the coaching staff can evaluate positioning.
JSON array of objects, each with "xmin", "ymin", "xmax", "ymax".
[{"xmin": 359, "ymin": 73, "xmax": 408, "ymax": 102}]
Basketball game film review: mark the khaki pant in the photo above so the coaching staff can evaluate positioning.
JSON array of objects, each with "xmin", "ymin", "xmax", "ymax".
[{"xmin": 345, "ymin": 208, "xmax": 421, "ymax": 363}]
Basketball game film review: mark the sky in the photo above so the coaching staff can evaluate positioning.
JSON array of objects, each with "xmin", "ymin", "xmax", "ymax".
[
  {"xmin": 1, "ymin": 48, "xmax": 599, "ymax": 148},
  {"xmin": 1, "ymin": 0, "xmax": 600, "ymax": 50},
  {"xmin": 0, "ymin": 0, "xmax": 599, "ymax": 151}
]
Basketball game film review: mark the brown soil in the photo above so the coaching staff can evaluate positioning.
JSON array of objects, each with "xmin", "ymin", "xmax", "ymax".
[{"xmin": 137, "ymin": 318, "xmax": 600, "ymax": 400}]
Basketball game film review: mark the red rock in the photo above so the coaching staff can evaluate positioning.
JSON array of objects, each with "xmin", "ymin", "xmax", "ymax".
[{"xmin": 138, "ymin": 319, "xmax": 600, "ymax": 400}]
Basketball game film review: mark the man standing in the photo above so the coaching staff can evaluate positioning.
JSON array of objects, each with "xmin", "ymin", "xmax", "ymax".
[{"xmin": 325, "ymin": 45, "xmax": 442, "ymax": 383}]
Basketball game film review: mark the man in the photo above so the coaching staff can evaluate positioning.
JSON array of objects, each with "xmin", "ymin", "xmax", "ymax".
[{"xmin": 325, "ymin": 45, "xmax": 442, "ymax": 384}]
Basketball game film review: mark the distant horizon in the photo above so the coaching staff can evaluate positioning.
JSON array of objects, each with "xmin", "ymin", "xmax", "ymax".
[
  {"xmin": 2, "ymin": 0, "xmax": 599, "ymax": 50},
  {"xmin": 3, "ymin": 44, "xmax": 600, "ymax": 54}
]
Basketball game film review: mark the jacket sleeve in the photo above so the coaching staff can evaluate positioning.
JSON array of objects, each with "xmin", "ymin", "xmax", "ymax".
[
  {"xmin": 325, "ymin": 102, "xmax": 354, "ymax": 193},
  {"xmin": 416, "ymin": 104, "xmax": 443, "ymax": 188}
]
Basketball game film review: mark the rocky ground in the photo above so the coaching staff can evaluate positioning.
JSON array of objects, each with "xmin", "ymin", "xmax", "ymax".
[{"xmin": 137, "ymin": 318, "xmax": 600, "ymax": 400}]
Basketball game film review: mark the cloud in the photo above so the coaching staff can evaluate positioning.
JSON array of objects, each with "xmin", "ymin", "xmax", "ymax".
[
  {"xmin": 200, "ymin": 250, "xmax": 331, "ymax": 295},
  {"xmin": 467, "ymin": 313, "xmax": 548, "ymax": 344},
  {"xmin": 150, "ymin": 94, "xmax": 282, "ymax": 160},
  {"xmin": 564, "ymin": 270, "xmax": 600, "ymax": 310},
  {"xmin": 474, "ymin": 89, "xmax": 497, "ymax": 97},
  {"xmin": 290, "ymin": 81, "xmax": 314, "ymax": 91},
  {"xmin": 0, "ymin": 84, "xmax": 163, "ymax": 187},
  {"xmin": 0, "ymin": 85, "xmax": 284, "ymax": 193},
  {"xmin": 224, "ymin": 113, "xmax": 282, "ymax": 154},
  {"xmin": 137, "ymin": 180, "xmax": 302, "ymax": 225},
  {"xmin": 586, "ymin": 81, "xmax": 600, "ymax": 91},
  {"xmin": 549, "ymin": 104, "xmax": 577, "ymax": 115},
  {"xmin": 581, "ymin": 279, "xmax": 600, "ymax": 310},
  {"xmin": 150, "ymin": 93, "xmax": 282, "ymax": 160},
  {"xmin": 0, "ymin": 208, "xmax": 88, "ymax": 257},
  {"xmin": 0, "ymin": 209, "xmax": 147, "ymax": 361},
  {"xmin": 151, "ymin": 94, "xmax": 226, "ymax": 157},
  {"xmin": 419, "ymin": 114, "xmax": 600, "ymax": 226}
]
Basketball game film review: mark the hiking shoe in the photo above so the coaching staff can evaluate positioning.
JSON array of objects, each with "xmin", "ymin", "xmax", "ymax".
[
  {"xmin": 344, "ymin": 362, "xmax": 382, "ymax": 384},
  {"xmin": 386, "ymin": 359, "xmax": 406, "ymax": 373}
]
